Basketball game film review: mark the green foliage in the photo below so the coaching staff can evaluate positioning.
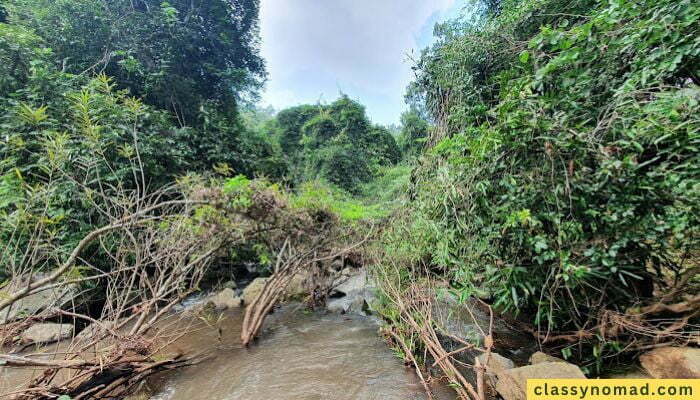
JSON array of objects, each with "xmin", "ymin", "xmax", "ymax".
[
  {"xmin": 1, "ymin": 0, "xmax": 273, "ymax": 184},
  {"xmin": 276, "ymin": 104, "xmax": 323, "ymax": 154},
  {"xmin": 397, "ymin": 108, "xmax": 430, "ymax": 156},
  {"xmin": 5, "ymin": 0, "xmax": 265, "ymax": 122},
  {"xmin": 365, "ymin": 126, "xmax": 402, "ymax": 166},
  {"xmin": 1, "ymin": 75, "xmax": 181, "ymax": 279},
  {"xmin": 0, "ymin": 171, "xmax": 23, "ymax": 209},
  {"xmin": 223, "ymin": 175, "xmax": 252, "ymax": 193},
  {"xmin": 1, "ymin": 0, "xmax": 284, "ymax": 202},
  {"xmin": 223, "ymin": 174, "xmax": 254, "ymax": 208},
  {"xmin": 0, "ymin": 22, "xmax": 49, "ymax": 94},
  {"xmin": 238, "ymin": 106, "xmax": 288, "ymax": 179},
  {"xmin": 301, "ymin": 113, "xmax": 338, "ymax": 149},
  {"xmin": 290, "ymin": 181, "xmax": 380, "ymax": 222},
  {"xmin": 358, "ymin": 164, "xmax": 412, "ymax": 209},
  {"xmin": 384, "ymin": 0, "xmax": 700, "ymax": 372},
  {"xmin": 273, "ymin": 95, "xmax": 401, "ymax": 192},
  {"xmin": 3, "ymin": 74, "xmax": 192, "ymax": 187}
]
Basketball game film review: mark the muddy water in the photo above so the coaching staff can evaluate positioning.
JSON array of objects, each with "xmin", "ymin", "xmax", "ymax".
[
  {"xmin": 0, "ymin": 303, "xmax": 453, "ymax": 399},
  {"xmin": 150, "ymin": 304, "xmax": 453, "ymax": 400}
]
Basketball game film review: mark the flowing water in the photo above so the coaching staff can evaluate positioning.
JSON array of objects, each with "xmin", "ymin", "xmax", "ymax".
[
  {"xmin": 0, "ymin": 303, "xmax": 453, "ymax": 399},
  {"xmin": 148, "ymin": 304, "xmax": 453, "ymax": 400}
]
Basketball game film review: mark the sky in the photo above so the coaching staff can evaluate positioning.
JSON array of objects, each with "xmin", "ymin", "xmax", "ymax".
[{"xmin": 258, "ymin": 0, "xmax": 461, "ymax": 126}]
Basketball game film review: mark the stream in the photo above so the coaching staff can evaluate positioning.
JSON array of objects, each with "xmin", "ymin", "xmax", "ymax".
[
  {"xmin": 0, "ymin": 302, "xmax": 454, "ymax": 399},
  {"xmin": 147, "ymin": 304, "xmax": 453, "ymax": 400}
]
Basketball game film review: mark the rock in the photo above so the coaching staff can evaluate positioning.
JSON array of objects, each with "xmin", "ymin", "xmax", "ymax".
[
  {"xmin": 334, "ymin": 269, "xmax": 368, "ymax": 294},
  {"xmin": 640, "ymin": 347, "xmax": 700, "ymax": 378},
  {"xmin": 478, "ymin": 352, "xmax": 514, "ymax": 388},
  {"xmin": 326, "ymin": 269, "xmax": 376, "ymax": 315},
  {"xmin": 529, "ymin": 351, "xmax": 566, "ymax": 364},
  {"xmin": 327, "ymin": 294, "xmax": 366, "ymax": 314},
  {"xmin": 222, "ymin": 280, "xmax": 237, "ymax": 290},
  {"xmin": 432, "ymin": 294, "xmax": 535, "ymax": 364},
  {"xmin": 285, "ymin": 270, "xmax": 310, "ymax": 299},
  {"xmin": 495, "ymin": 362, "xmax": 586, "ymax": 400},
  {"xmin": 76, "ymin": 319, "xmax": 126, "ymax": 342},
  {"xmin": 242, "ymin": 278, "xmax": 268, "ymax": 305},
  {"xmin": 330, "ymin": 257, "xmax": 344, "ymax": 271},
  {"xmin": 207, "ymin": 288, "xmax": 241, "ymax": 309},
  {"xmin": 21, "ymin": 323, "xmax": 73, "ymax": 344},
  {"xmin": 1, "ymin": 274, "xmax": 79, "ymax": 323},
  {"xmin": 478, "ymin": 352, "xmax": 515, "ymax": 374}
]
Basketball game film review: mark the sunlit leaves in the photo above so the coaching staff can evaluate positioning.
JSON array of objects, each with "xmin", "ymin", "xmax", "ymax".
[
  {"xmin": 42, "ymin": 131, "xmax": 70, "ymax": 170},
  {"xmin": 16, "ymin": 103, "xmax": 48, "ymax": 125}
]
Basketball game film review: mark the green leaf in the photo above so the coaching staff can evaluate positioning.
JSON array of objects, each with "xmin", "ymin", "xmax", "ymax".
[{"xmin": 519, "ymin": 50, "xmax": 530, "ymax": 64}]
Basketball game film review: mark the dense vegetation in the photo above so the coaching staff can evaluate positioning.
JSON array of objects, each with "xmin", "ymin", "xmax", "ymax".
[
  {"xmin": 0, "ymin": 0, "xmax": 406, "ymax": 281},
  {"xmin": 376, "ymin": 0, "xmax": 699, "ymax": 375},
  {"xmin": 269, "ymin": 96, "xmax": 401, "ymax": 192},
  {"xmin": 0, "ymin": 2, "xmax": 404, "ymax": 394},
  {"xmin": 0, "ymin": 0, "xmax": 697, "ymax": 397},
  {"xmin": 0, "ymin": 0, "xmax": 278, "ymax": 286}
]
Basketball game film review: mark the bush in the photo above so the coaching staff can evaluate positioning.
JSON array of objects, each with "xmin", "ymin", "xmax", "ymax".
[
  {"xmin": 274, "ymin": 95, "xmax": 401, "ymax": 193},
  {"xmin": 382, "ymin": 0, "xmax": 699, "ymax": 373}
]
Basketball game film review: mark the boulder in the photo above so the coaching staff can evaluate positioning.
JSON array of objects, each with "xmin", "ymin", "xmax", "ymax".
[
  {"xmin": 495, "ymin": 362, "xmax": 586, "ymax": 400},
  {"xmin": 334, "ymin": 269, "xmax": 368, "ymax": 294},
  {"xmin": 207, "ymin": 288, "xmax": 241, "ymax": 310},
  {"xmin": 21, "ymin": 323, "xmax": 73, "ymax": 344},
  {"xmin": 478, "ymin": 352, "xmax": 515, "ymax": 374},
  {"xmin": 1, "ymin": 274, "xmax": 78, "ymax": 323},
  {"xmin": 327, "ymin": 294, "xmax": 365, "ymax": 314},
  {"xmin": 477, "ymin": 352, "xmax": 514, "ymax": 388},
  {"xmin": 640, "ymin": 347, "xmax": 700, "ymax": 378},
  {"xmin": 327, "ymin": 269, "xmax": 376, "ymax": 315},
  {"xmin": 529, "ymin": 351, "xmax": 566, "ymax": 364},
  {"xmin": 242, "ymin": 278, "xmax": 268, "ymax": 305},
  {"xmin": 432, "ymin": 294, "xmax": 535, "ymax": 363},
  {"xmin": 285, "ymin": 270, "xmax": 310, "ymax": 299},
  {"xmin": 222, "ymin": 280, "xmax": 238, "ymax": 290}
]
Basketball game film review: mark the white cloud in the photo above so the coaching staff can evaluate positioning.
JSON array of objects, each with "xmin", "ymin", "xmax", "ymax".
[{"xmin": 259, "ymin": 0, "xmax": 456, "ymax": 124}]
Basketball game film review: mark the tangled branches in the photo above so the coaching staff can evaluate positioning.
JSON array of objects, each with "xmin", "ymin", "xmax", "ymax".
[
  {"xmin": 241, "ymin": 220, "xmax": 371, "ymax": 346},
  {"xmin": 0, "ymin": 169, "xmax": 375, "ymax": 398},
  {"xmin": 0, "ymin": 184, "xmax": 227, "ymax": 398},
  {"xmin": 374, "ymin": 262, "xmax": 494, "ymax": 400}
]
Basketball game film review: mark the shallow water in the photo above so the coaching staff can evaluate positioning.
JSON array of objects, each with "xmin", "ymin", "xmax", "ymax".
[
  {"xmin": 0, "ymin": 303, "xmax": 453, "ymax": 399},
  {"xmin": 149, "ymin": 304, "xmax": 452, "ymax": 400}
]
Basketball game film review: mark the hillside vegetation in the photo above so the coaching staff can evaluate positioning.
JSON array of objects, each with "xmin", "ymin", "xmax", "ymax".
[
  {"xmin": 375, "ymin": 0, "xmax": 699, "ymax": 376},
  {"xmin": 0, "ymin": 0, "xmax": 697, "ymax": 398}
]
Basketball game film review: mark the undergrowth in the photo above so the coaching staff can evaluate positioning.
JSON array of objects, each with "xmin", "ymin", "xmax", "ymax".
[{"xmin": 373, "ymin": 0, "xmax": 700, "ymax": 377}]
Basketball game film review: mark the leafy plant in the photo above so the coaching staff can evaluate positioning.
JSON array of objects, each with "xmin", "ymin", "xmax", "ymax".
[{"xmin": 378, "ymin": 0, "xmax": 700, "ymax": 374}]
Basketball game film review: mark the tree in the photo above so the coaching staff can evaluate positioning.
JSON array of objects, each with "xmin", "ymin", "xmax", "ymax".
[
  {"xmin": 327, "ymin": 95, "xmax": 370, "ymax": 141},
  {"xmin": 301, "ymin": 113, "xmax": 338, "ymax": 149},
  {"xmin": 383, "ymin": 0, "xmax": 700, "ymax": 374},
  {"xmin": 276, "ymin": 104, "xmax": 322, "ymax": 154},
  {"xmin": 0, "ymin": 1, "xmax": 7, "ymax": 23},
  {"xmin": 2, "ymin": 0, "xmax": 274, "ymax": 180},
  {"xmin": 398, "ymin": 108, "xmax": 429, "ymax": 156},
  {"xmin": 273, "ymin": 96, "xmax": 401, "ymax": 192},
  {"xmin": 5, "ymin": 0, "xmax": 266, "ymax": 125},
  {"xmin": 365, "ymin": 126, "xmax": 401, "ymax": 166}
]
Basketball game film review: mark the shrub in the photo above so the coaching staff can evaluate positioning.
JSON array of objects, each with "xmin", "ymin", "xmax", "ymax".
[{"xmin": 382, "ymin": 0, "xmax": 699, "ymax": 373}]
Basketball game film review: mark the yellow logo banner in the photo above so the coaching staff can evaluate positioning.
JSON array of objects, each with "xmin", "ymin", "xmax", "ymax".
[{"xmin": 527, "ymin": 379, "xmax": 699, "ymax": 400}]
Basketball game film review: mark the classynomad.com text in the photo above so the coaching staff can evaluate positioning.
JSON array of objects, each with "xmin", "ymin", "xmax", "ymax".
[{"xmin": 527, "ymin": 379, "xmax": 699, "ymax": 400}]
